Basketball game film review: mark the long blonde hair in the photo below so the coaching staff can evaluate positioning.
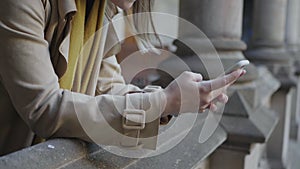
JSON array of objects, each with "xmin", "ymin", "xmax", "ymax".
[
  {"xmin": 132, "ymin": 0, "xmax": 161, "ymax": 52},
  {"xmin": 106, "ymin": 0, "xmax": 161, "ymax": 53}
]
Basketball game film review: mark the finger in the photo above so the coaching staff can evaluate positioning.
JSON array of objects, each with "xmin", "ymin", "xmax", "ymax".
[
  {"xmin": 240, "ymin": 69, "xmax": 246, "ymax": 76},
  {"xmin": 191, "ymin": 72, "xmax": 203, "ymax": 82},
  {"xmin": 199, "ymin": 108, "xmax": 206, "ymax": 113},
  {"xmin": 206, "ymin": 69, "xmax": 243, "ymax": 91},
  {"xmin": 213, "ymin": 93, "xmax": 228, "ymax": 104},
  {"xmin": 209, "ymin": 103, "xmax": 218, "ymax": 112},
  {"xmin": 199, "ymin": 101, "xmax": 210, "ymax": 112},
  {"xmin": 226, "ymin": 69, "xmax": 247, "ymax": 87}
]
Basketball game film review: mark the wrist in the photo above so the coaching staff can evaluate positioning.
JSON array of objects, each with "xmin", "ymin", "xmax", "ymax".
[{"xmin": 161, "ymin": 89, "xmax": 175, "ymax": 117}]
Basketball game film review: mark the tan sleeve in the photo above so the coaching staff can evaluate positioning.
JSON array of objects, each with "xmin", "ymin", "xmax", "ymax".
[
  {"xmin": 96, "ymin": 54, "xmax": 143, "ymax": 96},
  {"xmin": 0, "ymin": 0, "xmax": 163, "ymax": 149},
  {"xmin": 96, "ymin": 53, "xmax": 172, "ymax": 133},
  {"xmin": 96, "ymin": 55, "xmax": 170, "ymax": 148}
]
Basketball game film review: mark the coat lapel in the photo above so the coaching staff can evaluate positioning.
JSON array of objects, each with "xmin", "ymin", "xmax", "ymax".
[
  {"xmin": 58, "ymin": 0, "xmax": 77, "ymax": 20},
  {"xmin": 50, "ymin": 0, "xmax": 77, "ymax": 78}
]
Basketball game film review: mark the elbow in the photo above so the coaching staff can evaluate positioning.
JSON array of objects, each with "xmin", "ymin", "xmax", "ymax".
[{"xmin": 22, "ymin": 88, "xmax": 64, "ymax": 139}]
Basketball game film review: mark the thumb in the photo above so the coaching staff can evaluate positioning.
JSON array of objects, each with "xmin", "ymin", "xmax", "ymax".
[{"xmin": 191, "ymin": 72, "xmax": 203, "ymax": 82}]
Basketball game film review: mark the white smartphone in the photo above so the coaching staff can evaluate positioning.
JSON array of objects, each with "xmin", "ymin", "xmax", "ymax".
[{"xmin": 224, "ymin": 60, "xmax": 250, "ymax": 74}]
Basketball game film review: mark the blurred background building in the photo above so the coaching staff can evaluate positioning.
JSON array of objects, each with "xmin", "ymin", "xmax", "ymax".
[{"xmin": 1, "ymin": 0, "xmax": 300, "ymax": 169}]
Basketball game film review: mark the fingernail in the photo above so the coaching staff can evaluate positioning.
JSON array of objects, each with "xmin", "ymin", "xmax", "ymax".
[
  {"xmin": 239, "ymin": 69, "xmax": 246, "ymax": 77},
  {"xmin": 209, "ymin": 104, "xmax": 218, "ymax": 112},
  {"xmin": 222, "ymin": 94, "xmax": 229, "ymax": 103},
  {"xmin": 237, "ymin": 69, "xmax": 243, "ymax": 74}
]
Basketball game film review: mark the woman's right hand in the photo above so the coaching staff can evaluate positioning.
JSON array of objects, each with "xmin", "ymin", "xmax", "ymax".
[{"xmin": 161, "ymin": 69, "xmax": 245, "ymax": 116}]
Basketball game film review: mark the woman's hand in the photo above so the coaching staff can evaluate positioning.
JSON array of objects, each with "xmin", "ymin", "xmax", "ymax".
[{"xmin": 162, "ymin": 69, "xmax": 245, "ymax": 116}]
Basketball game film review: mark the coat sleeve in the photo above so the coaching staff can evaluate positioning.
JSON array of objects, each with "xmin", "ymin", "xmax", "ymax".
[
  {"xmin": 96, "ymin": 15, "xmax": 143, "ymax": 96},
  {"xmin": 97, "ymin": 54, "xmax": 173, "ymax": 126},
  {"xmin": 96, "ymin": 54, "xmax": 142, "ymax": 95},
  {"xmin": 0, "ymin": 0, "xmax": 164, "ymax": 149}
]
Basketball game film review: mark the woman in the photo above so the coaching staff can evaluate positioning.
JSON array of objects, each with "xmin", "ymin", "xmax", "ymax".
[{"xmin": 0, "ymin": 0, "xmax": 244, "ymax": 156}]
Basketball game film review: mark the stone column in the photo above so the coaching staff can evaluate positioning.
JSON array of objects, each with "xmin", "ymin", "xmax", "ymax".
[
  {"xmin": 285, "ymin": 0, "xmax": 300, "ymax": 52},
  {"xmin": 246, "ymin": 0, "xmax": 296, "ymax": 87},
  {"xmin": 157, "ymin": 0, "xmax": 280, "ymax": 169},
  {"xmin": 292, "ymin": 12, "xmax": 300, "ymax": 145},
  {"xmin": 245, "ymin": 0, "xmax": 297, "ymax": 168},
  {"xmin": 285, "ymin": 4, "xmax": 300, "ymax": 168},
  {"xmin": 297, "ymin": 82, "xmax": 300, "ymax": 143},
  {"xmin": 178, "ymin": 0, "xmax": 245, "ymax": 51},
  {"xmin": 286, "ymin": 0, "xmax": 300, "ymax": 147},
  {"xmin": 269, "ymin": 89, "xmax": 293, "ymax": 169},
  {"xmin": 175, "ymin": 0, "xmax": 258, "ymax": 82}
]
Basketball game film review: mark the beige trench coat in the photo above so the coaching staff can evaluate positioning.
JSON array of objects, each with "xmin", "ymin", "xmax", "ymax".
[{"xmin": 0, "ymin": 0, "xmax": 163, "ymax": 156}]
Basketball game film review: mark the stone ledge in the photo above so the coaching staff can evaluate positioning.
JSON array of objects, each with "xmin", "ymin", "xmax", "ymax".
[
  {"xmin": 0, "ymin": 114, "xmax": 227, "ymax": 169},
  {"xmin": 220, "ymin": 116, "xmax": 265, "ymax": 144},
  {"xmin": 0, "ymin": 139, "xmax": 89, "ymax": 169}
]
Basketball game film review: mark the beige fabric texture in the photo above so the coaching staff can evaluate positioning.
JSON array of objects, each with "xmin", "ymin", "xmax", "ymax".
[{"xmin": 0, "ymin": 0, "xmax": 163, "ymax": 156}]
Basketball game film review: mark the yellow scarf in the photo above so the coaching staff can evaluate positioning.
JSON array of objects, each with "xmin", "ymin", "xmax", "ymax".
[
  {"xmin": 59, "ymin": 0, "xmax": 106, "ymax": 93},
  {"xmin": 33, "ymin": 0, "xmax": 107, "ymax": 145}
]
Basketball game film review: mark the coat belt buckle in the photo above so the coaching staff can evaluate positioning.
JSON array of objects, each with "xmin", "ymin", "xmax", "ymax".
[{"xmin": 122, "ymin": 109, "xmax": 146, "ymax": 130}]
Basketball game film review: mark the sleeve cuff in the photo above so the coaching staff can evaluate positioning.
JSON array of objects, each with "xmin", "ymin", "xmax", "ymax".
[
  {"xmin": 120, "ymin": 91, "xmax": 161, "ymax": 149},
  {"xmin": 120, "ymin": 85, "xmax": 171, "ymax": 150}
]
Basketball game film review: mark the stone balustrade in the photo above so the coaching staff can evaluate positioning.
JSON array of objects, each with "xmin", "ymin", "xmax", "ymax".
[{"xmin": 0, "ymin": 113, "xmax": 227, "ymax": 169}]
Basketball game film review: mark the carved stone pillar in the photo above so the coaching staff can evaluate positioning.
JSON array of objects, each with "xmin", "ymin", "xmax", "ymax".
[
  {"xmin": 288, "ymin": 0, "xmax": 300, "ymax": 145},
  {"xmin": 156, "ymin": 0, "xmax": 279, "ymax": 169},
  {"xmin": 246, "ymin": 0, "xmax": 297, "ymax": 87},
  {"xmin": 245, "ymin": 0, "xmax": 297, "ymax": 168},
  {"xmin": 174, "ymin": 0, "xmax": 258, "ymax": 82},
  {"xmin": 286, "ymin": 0, "xmax": 300, "ymax": 144},
  {"xmin": 285, "ymin": 1, "xmax": 300, "ymax": 163},
  {"xmin": 298, "ymin": 80, "xmax": 300, "ymax": 143},
  {"xmin": 285, "ymin": 2, "xmax": 300, "ymax": 168},
  {"xmin": 285, "ymin": 0, "xmax": 300, "ymax": 52}
]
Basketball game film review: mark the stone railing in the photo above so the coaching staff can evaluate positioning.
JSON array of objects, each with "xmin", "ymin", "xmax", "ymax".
[{"xmin": 0, "ymin": 113, "xmax": 227, "ymax": 169}]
